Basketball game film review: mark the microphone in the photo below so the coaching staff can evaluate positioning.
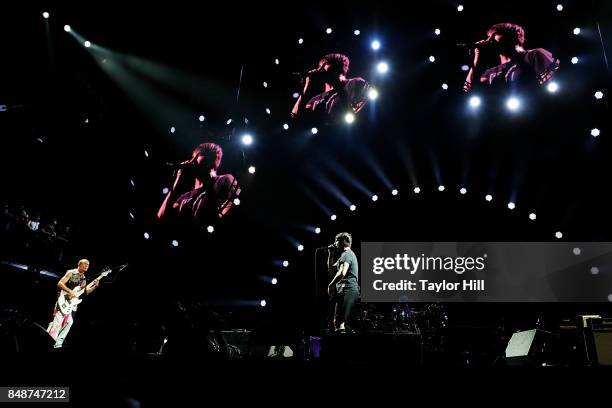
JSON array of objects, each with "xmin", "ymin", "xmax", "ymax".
[
  {"xmin": 456, "ymin": 38, "xmax": 494, "ymax": 48},
  {"xmin": 164, "ymin": 160, "xmax": 195, "ymax": 169},
  {"xmin": 292, "ymin": 67, "xmax": 324, "ymax": 77}
]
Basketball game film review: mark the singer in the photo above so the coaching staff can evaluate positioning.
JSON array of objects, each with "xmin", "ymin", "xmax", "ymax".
[
  {"xmin": 157, "ymin": 142, "xmax": 240, "ymax": 227},
  {"xmin": 327, "ymin": 232, "xmax": 359, "ymax": 333},
  {"xmin": 463, "ymin": 23, "xmax": 559, "ymax": 93},
  {"xmin": 291, "ymin": 53, "xmax": 370, "ymax": 125}
]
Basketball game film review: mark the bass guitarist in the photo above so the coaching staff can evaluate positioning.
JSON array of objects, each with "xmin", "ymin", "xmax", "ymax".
[{"xmin": 47, "ymin": 259, "xmax": 100, "ymax": 349}]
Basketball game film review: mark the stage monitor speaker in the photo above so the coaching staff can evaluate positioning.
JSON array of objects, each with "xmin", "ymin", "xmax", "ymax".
[
  {"xmin": 11, "ymin": 322, "xmax": 55, "ymax": 352},
  {"xmin": 593, "ymin": 332, "xmax": 612, "ymax": 365},
  {"xmin": 505, "ymin": 329, "xmax": 557, "ymax": 366}
]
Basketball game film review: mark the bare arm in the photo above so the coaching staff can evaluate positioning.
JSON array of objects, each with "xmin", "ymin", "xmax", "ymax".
[
  {"xmin": 291, "ymin": 76, "xmax": 317, "ymax": 117},
  {"xmin": 158, "ymin": 167, "xmax": 193, "ymax": 219},
  {"xmin": 329, "ymin": 262, "xmax": 349, "ymax": 288},
  {"xmin": 85, "ymin": 279, "xmax": 99, "ymax": 295},
  {"xmin": 463, "ymin": 48, "xmax": 480, "ymax": 93}
]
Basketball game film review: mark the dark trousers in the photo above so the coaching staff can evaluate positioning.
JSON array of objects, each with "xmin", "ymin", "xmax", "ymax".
[{"xmin": 334, "ymin": 285, "xmax": 360, "ymax": 326}]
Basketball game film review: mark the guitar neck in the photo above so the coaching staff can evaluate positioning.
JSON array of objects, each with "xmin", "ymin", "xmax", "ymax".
[{"xmin": 87, "ymin": 274, "xmax": 106, "ymax": 288}]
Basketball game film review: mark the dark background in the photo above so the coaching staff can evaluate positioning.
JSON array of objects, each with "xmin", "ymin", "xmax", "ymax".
[{"xmin": 1, "ymin": 0, "xmax": 611, "ymax": 357}]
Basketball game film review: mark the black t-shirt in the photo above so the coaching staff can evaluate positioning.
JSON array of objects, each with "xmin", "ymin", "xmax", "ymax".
[
  {"xmin": 305, "ymin": 77, "xmax": 369, "ymax": 124},
  {"xmin": 335, "ymin": 249, "xmax": 359, "ymax": 289},
  {"xmin": 480, "ymin": 48, "xmax": 559, "ymax": 89},
  {"xmin": 172, "ymin": 174, "xmax": 240, "ymax": 225}
]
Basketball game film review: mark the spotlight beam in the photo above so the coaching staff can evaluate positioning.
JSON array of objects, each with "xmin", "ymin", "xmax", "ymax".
[
  {"xmin": 320, "ymin": 156, "xmax": 373, "ymax": 197},
  {"xmin": 361, "ymin": 153, "xmax": 394, "ymax": 191}
]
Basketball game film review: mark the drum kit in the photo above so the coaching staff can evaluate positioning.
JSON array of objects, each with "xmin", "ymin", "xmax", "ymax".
[{"xmin": 357, "ymin": 302, "xmax": 449, "ymax": 348}]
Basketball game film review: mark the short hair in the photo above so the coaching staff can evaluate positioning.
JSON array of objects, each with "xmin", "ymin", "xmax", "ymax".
[
  {"xmin": 192, "ymin": 142, "xmax": 223, "ymax": 171},
  {"xmin": 487, "ymin": 23, "xmax": 526, "ymax": 47},
  {"xmin": 78, "ymin": 259, "xmax": 89, "ymax": 266},
  {"xmin": 320, "ymin": 53, "xmax": 350, "ymax": 76},
  {"xmin": 335, "ymin": 232, "xmax": 352, "ymax": 248}
]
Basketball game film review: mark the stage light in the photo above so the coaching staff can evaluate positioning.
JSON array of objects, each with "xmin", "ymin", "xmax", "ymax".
[
  {"xmin": 64, "ymin": 25, "xmax": 71, "ymax": 32},
  {"xmin": 170, "ymin": 126, "xmax": 176, "ymax": 133},
  {"xmin": 571, "ymin": 57, "xmax": 579, "ymax": 64},
  {"xmin": 555, "ymin": 231, "xmax": 563, "ymax": 239},
  {"xmin": 435, "ymin": 28, "xmax": 441, "ymax": 35},
  {"xmin": 84, "ymin": 41, "xmax": 91, "ymax": 48},
  {"xmin": 546, "ymin": 82, "xmax": 559, "ymax": 93},
  {"xmin": 283, "ymin": 123, "xmax": 289, "ymax": 130},
  {"xmin": 376, "ymin": 62, "xmax": 389, "ymax": 74},
  {"xmin": 272, "ymin": 278, "xmax": 278, "ymax": 285},
  {"xmin": 326, "ymin": 28, "xmax": 333, "ymax": 34},
  {"xmin": 413, "ymin": 187, "xmax": 420, "ymax": 194},
  {"xmin": 506, "ymin": 97, "xmax": 521, "ymax": 111},
  {"xmin": 556, "ymin": 4, "xmax": 563, "ymax": 11},
  {"xmin": 391, "ymin": 189, "xmax": 398, "ymax": 196},
  {"xmin": 371, "ymin": 40, "xmax": 381, "ymax": 50},
  {"xmin": 311, "ymin": 127, "xmax": 318, "ymax": 135},
  {"xmin": 43, "ymin": 12, "xmax": 50, "ymax": 19},
  {"xmin": 233, "ymin": 198, "xmax": 241, "ymax": 205},
  {"xmin": 485, "ymin": 194, "xmax": 493, "ymax": 202},
  {"xmin": 283, "ymin": 260, "xmax": 289, "ymax": 267},
  {"xmin": 442, "ymin": 83, "xmax": 449, "ymax": 90},
  {"xmin": 349, "ymin": 204, "xmax": 356, "ymax": 211},
  {"xmin": 130, "ymin": 179, "xmax": 135, "ymax": 187},
  {"xmin": 590, "ymin": 267, "xmax": 599, "ymax": 275},
  {"xmin": 438, "ymin": 185, "xmax": 445, "ymax": 192},
  {"xmin": 573, "ymin": 27, "xmax": 581, "ymax": 35},
  {"xmin": 144, "ymin": 232, "xmax": 150, "ymax": 239},
  {"xmin": 274, "ymin": 58, "xmax": 279, "ymax": 65},
  {"xmin": 457, "ymin": 5, "xmax": 464, "ymax": 12},
  {"xmin": 226, "ymin": 119, "xmax": 233, "ymax": 125},
  {"xmin": 507, "ymin": 202, "xmax": 516, "ymax": 210},
  {"xmin": 315, "ymin": 227, "xmax": 321, "ymax": 234},
  {"xmin": 354, "ymin": 30, "xmax": 361, "ymax": 36},
  {"xmin": 248, "ymin": 166, "xmax": 256, "ymax": 174},
  {"xmin": 344, "ymin": 112, "xmax": 355, "ymax": 124},
  {"xmin": 573, "ymin": 247, "xmax": 581, "ymax": 256},
  {"xmin": 529, "ymin": 213, "xmax": 536, "ymax": 220},
  {"xmin": 298, "ymin": 38, "xmax": 304, "ymax": 44},
  {"xmin": 207, "ymin": 225, "xmax": 214, "ymax": 233},
  {"xmin": 429, "ymin": 56, "xmax": 436, "ymax": 63},
  {"xmin": 461, "ymin": 65, "xmax": 469, "ymax": 71},
  {"xmin": 460, "ymin": 188, "xmax": 467, "ymax": 195},
  {"xmin": 144, "ymin": 150, "xmax": 149, "ymax": 157},
  {"xmin": 129, "ymin": 212, "xmax": 135, "ymax": 219},
  {"xmin": 594, "ymin": 91, "xmax": 604, "ymax": 99},
  {"xmin": 297, "ymin": 244, "xmax": 304, "ymax": 251},
  {"xmin": 260, "ymin": 300, "xmax": 267, "ymax": 307},
  {"xmin": 162, "ymin": 187, "xmax": 169, "ymax": 195},
  {"xmin": 172, "ymin": 240, "xmax": 179, "ymax": 247},
  {"xmin": 331, "ymin": 214, "xmax": 337, "ymax": 221},
  {"xmin": 292, "ymin": 92, "xmax": 299, "ymax": 98},
  {"xmin": 241, "ymin": 134, "xmax": 253, "ymax": 145},
  {"xmin": 591, "ymin": 128, "xmax": 600, "ymax": 137},
  {"xmin": 199, "ymin": 115, "xmax": 205, "ymax": 122},
  {"xmin": 368, "ymin": 88, "xmax": 379, "ymax": 100},
  {"xmin": 469, "ymin": 96, "xmax": 481, "ymax": 108},
  {"xmin": 265, "ymin": 108, "xmax": 271, "ymax": 114},
  {"xmin": 372, "ymin": 195, "xmax": 378, "ymax": 201}
]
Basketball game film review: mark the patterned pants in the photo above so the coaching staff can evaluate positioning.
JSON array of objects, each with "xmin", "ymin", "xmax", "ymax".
[{"xmin": 47, "ymin": 306, "xmax": 75, "ymax": 348}]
